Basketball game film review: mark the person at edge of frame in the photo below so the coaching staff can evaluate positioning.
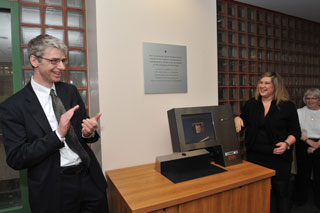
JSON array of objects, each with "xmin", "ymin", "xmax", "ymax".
[
  {"xmin": 234, "ymin": 71, "xmax": 301, "ymax": 213},
  {"xmin": 292, "ymin": 88, "xmax": 320, "ymax": 209},
  {"xmin": 0, "ymin": 34, "xmax": 109, "ymax": 213}
]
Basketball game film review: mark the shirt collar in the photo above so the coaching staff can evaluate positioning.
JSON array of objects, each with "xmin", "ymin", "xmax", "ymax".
[{"xmin": 31, "ymin": 76, "xmax": 56, "ymax": 97}]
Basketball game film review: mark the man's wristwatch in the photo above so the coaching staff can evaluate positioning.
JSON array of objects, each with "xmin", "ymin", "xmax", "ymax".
[{"xmin": 284, "ymin": 141, "xmax": 290, "ymax": 150}]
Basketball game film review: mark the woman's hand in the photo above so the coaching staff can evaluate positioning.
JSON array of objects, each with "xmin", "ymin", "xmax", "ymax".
[
  {"xmin": 234, "ymin": 116, "xmax": 244, "ymax": 133},
  {"xmin": 305, "ymin": 139, "xmax": 320, "ymax": 150},
  {"xmin": 273, "ymin": 142, "xmax": 287, "ymax": 155},
  {"xmin": 307, "ymin": 147, "xmax": 316, "ymax": 154}
]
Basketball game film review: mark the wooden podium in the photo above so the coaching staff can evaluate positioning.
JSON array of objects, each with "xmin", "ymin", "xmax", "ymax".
[{"xmin": 106, "ymin": 161, "xmax": 275, "ymax": 213}]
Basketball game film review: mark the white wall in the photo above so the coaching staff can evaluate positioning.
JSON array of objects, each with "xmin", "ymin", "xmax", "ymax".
[{"xmin": 95, "ymin": 0, "xmax": 218, "ymax": 171}]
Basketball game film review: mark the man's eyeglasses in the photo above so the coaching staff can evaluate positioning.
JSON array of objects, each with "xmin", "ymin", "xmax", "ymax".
[
  {"xmin": 37, "ymin": 56, "xmax": 68, "ymax": 65},
  {"xmin": 305, "ymin": 97, "xmax": 318, "ymax": 101}
]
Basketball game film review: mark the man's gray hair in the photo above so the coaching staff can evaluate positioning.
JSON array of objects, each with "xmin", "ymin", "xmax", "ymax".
[{"xmin": 27, "ymin": 34, "xmax": 67, "ymax": 58}]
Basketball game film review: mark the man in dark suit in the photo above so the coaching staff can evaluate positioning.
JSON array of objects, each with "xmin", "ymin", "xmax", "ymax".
[{"xmin": 0, "ymin": 34, "xmax": 108, "ymax": 213}]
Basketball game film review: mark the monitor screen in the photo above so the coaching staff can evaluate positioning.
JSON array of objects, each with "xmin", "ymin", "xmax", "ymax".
[
  {"xmin": 167, "ymin": 104, "xmax": 238, "ymax": 153},
  {"xmin": 181, "ymin": 113, "xmax": 216, "ymax": 145},
  {"xmin": 167, "ymin": 104, "xmax": 242, "ymax": 166}
]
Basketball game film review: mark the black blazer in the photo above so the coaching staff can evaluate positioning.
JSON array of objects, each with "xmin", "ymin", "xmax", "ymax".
[
  {"xmin": 0, "ymin": 82, "xmax": 107, "ymax": 213},
  {"xmin": 240, "ymin": 98, "xmax": 301, "ymax": 161}
]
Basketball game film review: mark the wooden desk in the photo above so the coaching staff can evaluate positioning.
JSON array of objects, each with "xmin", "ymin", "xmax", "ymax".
[{"xmin": 106, "ymin": 161, "xmax": 275, "ymax": 213}]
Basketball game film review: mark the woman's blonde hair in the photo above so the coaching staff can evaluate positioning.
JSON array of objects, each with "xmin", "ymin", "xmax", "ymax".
[{"xmin": 254, "ymin": 72, "xmax": 290, "ymax": 105}]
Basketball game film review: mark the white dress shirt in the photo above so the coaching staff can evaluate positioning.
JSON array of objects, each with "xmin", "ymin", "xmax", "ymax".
[{"xmin": 31, "ymin": 77, "xmax": 81, "ymax": 166}]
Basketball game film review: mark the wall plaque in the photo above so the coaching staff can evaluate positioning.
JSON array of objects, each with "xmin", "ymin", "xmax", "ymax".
[{"xmin": 143, "ymin": 42, "xmax": 187, "ymax": 94}]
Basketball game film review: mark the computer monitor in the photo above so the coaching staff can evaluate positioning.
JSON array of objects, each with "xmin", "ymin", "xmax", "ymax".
[{"xmin": 167, "ymin": 104, "xmax": 242, "ymax": 166}]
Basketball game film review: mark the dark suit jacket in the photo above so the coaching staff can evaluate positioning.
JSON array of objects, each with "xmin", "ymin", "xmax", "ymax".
[{"xmin": 0, "ymin": 82, "xmax": 107, "ymax": 213}]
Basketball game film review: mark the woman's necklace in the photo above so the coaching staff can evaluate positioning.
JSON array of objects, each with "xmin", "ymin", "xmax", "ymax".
[{"xmin": 309, "ymin": 108, "xmax": 320, "ymax": 121}]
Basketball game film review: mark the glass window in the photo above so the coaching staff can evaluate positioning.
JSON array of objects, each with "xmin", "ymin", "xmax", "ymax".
[
  {"xmin": 238, "ymin": 34, "xmax": 246, "ymax": 45},
  {"xmin": 22, "ymin": 48, "xmax": 31, "ymax": 66},
  {"xmin": 239, "ymin": 74, "xmax": 248, "ymax": 86},
  {"xmin": 257, "ymin": 24, "xmax": 265, "ymax": 35},
  {"xmin": 249, "ymin": 62, "xmax": 256, "ymax": 72},
  {"xmin": 274, "ymin": 15, "xmax": 280, "ymax": 26},
  {"xmin": 258, "ymin": 63, "xmax": 266, "ymax": 73},
  {"xmin": 23, "ymin": 69, "xmax": 33, "ymax": 86},
  {"xmin": 69, "ymin": 70, "xmax": 87, "ymax": 88},
  {"xmin": 274, "ymin": 40, "xmax": 280, "ymax": 49},
  {"xmin": 267, "ymin": 51, "xmax": 273, "ymax": 61},
  {"xmin": 239, "ymin": 61, "xmax": 248, "ymax": 72},
  {"xmin": 21, "ymin": 5, "xmax": 41, "ymax": 25},
  {"xmin": 228, "ymin": 46, "xmax": 238, "ymax": 58},
  {"xmin": 249, "ymin": 48, "xmax": 256, "ymax": 59},
  {"xmin": 67, "ymin": 10, "xmax": 84, "ymax": 28},
  {"xmin": 239, "ymin": 47, "xmax": 247, "ymax": 59},
  {"xmin": 247, "ymin": 8, "xmax": 255, "ymax": 20},
  {"xmin": 45, "ymin": 0, "xmax": 63, "ymax": 6},
  {"xmin": 258, "ymin": 50, "xmax": 265, "ymax": 60},
  {"xmin": 289, "ymin": 18, "xmax": 295, "ymax": 29},
  {"xmin": 45, "ymin": 7, "xmax": 63, "ymax": 26},
  {"xmin": 68, "ymin": 50, "xmax": 86, "ymax": 67},
  {"xmin": 248, "ymin": 36, "xmax": 256, "ymax": 46},
  {"xmin": 238, "ymin": 6, "xmax": 245, "ymax": 18},
  {"xmin": 228, "ymin": 19, "xmax": 236, "ymax": 30},
  {"xmin": 218, "ymin": 45, "xmax": 227, "ymax": 57},
  {"xmin": 217, "ymin": 0, "xmax": 320, "ymax": 111},
  {"xmin": 266, "ymin": 13, "xmax": 273, "ymax": 24},
  {"xmin": 67, "ymin": 0, "xmax": 84, "ymax": 9},
  {"xmin": 256, "ymin": 10, "xmax": 264, "ymax": 22},
  {"xmin": 218, "ymin": 87, "xmax": 227, "ymax": 100},
  {"xmin": 21, "ymin": 26, "xmax": 41, "ymax": 45},
  {"xmin": 229, "ymin": 74, "xmax": 238, "ymax": 86},
  {"xmin": 0, "ymin": 9, "xmax": 22, "ymax": 210},
  {"xmin": 266, "ymin": 26, "xmax": 273, "ymax": 36},
  {"xmin": 281, "ymin": 16, "xmax": 287, "ymax": 27},
  {"xmin": 230, "ymin": 101, "xmax": 239, "ymax": 114},
  {"xmin": 266, "ymin": 63, "xmax": 274, "ymax": 72},
  {"xmin": 238, "ymin": 21, "xmax": 246, "ymax": 32},
  {"xmin": 266, "ymin": 39, "xmax": 274, "ymax": 48},
  {"xmin": 288, "ymin": 31, "xmax": 295, "ymax": 40},
  {"xmin": 228, "ymin": 32, "xmax": 236, "ymax": 44},
  {"xmin": 228, "ymin": 4, "xmax": 235, "ymax": 16},
  {"xmin": 68, "ymin": 30, "xmax": 85, "ymax": 48},
  {"xmin": 274, "ymin": 28, "xmax": 280, "ymax": 37},
  {"xmin": 281, "ymin": 29, "xmax": 288, "ymax": 39},
  {"xmin": 45, "ymin": 28, "xmax": 65, "ymax": 42},
  {"xmin": 218, "ymin": 73, "xmax": 226, "ymax": 86},
  {"xmin": 229, "ymin": 60, "xmax": 238, "ymax": 72},
  {"xmin": 258, "ymin": 37, "xmax": 265, "ymax": 48},
  {"xmin": 217, "ymin": 16, "xmax": 226, "ymax": 29},
  {"xmin": 247, "ymin": 22, "xmax": 255, "ymax": 33},
  {"xmin": 218, "ymin": 60, "xmax": 227, "ymax": 72},
  {"xmin": 20, "ymin": 0, "xmax": 40, "ymax": 2},
  {"xmin": 229, "ymin": 87, "xmax": 238, "ymax": 100},
  {"xmin": 79, "ymin": 90, "xmax": 88, "ymax": 107},
  {"xmin": 274, "ymin": 52, "xmax": 280, "ymax": 61},
  {"xmin": 217, "ymin": 30, "xmax": 226, "ymax": 43},
  {"xmin": 249, "ymin": 75, "xmax": 258, "ymax": 85}
]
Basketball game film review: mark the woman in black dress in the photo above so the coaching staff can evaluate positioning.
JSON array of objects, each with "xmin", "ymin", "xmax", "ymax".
[{"xmin": 234, "ymin": 72, "xmax": 301, "ymax": 213}]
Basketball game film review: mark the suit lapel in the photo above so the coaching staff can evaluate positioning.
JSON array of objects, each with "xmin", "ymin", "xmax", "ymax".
[{"xmin": 24, "ymin": 83, "xmax": 52, "ymax": 133}]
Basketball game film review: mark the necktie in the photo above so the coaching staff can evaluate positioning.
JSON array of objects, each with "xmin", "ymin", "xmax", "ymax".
[{"xmin": 50, "ymin": 89, "xmax": 90, "ymax": 168}]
